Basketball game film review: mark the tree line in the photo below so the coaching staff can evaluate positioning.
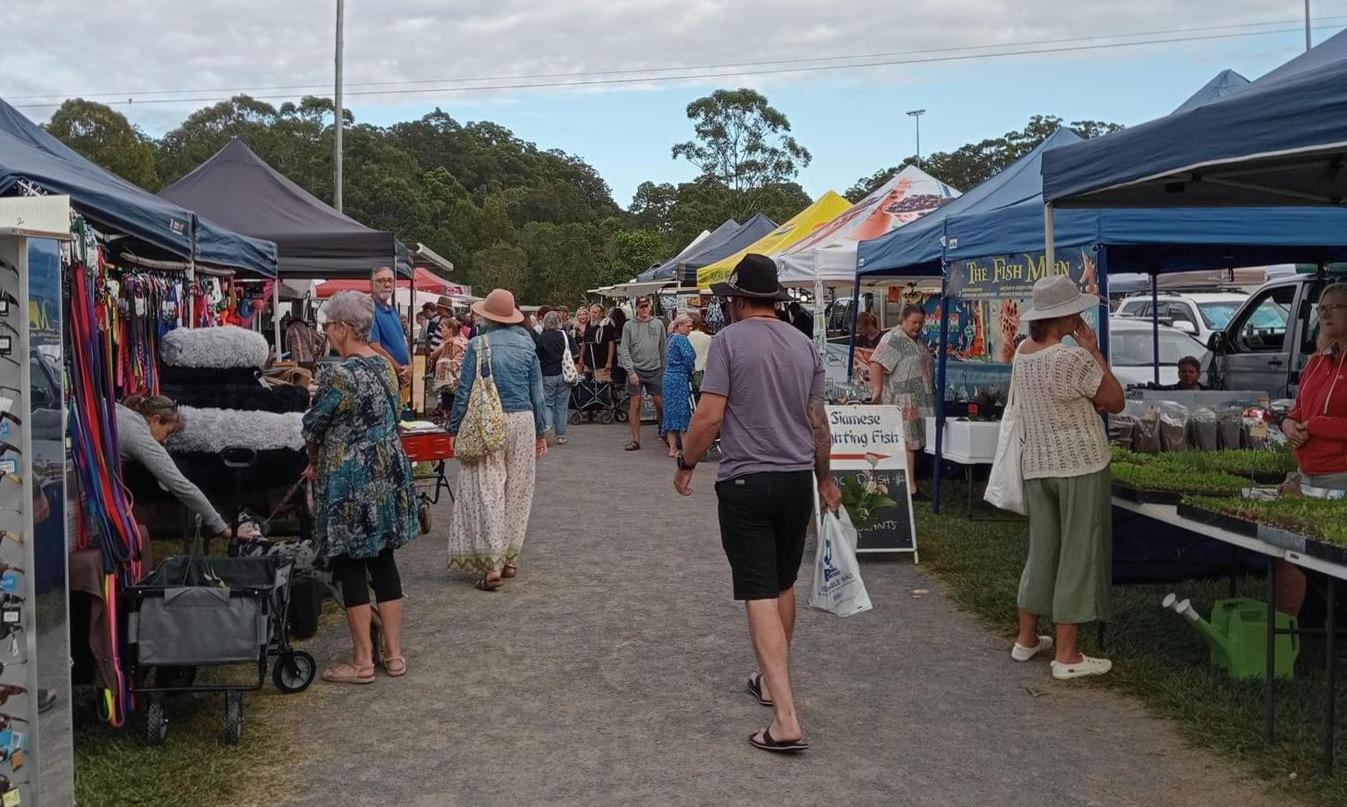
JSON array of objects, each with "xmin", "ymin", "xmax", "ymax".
[{"xmin": 43, "ymin": 90, "xmax": 1120, "ymax": 304}]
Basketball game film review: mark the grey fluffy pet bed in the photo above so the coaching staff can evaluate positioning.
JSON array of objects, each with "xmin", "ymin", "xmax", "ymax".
[
  {"xmin": 166, "ymin": 406, "xmax": 305, "ymax": 453},
  {"xmin": 160, "ymin": 326, "xmax": 271, "ymax": 369}
]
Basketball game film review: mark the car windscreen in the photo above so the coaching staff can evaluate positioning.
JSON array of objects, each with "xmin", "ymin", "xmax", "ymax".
[
  {"xmin": 1111, "ymin": 331, "xmax": 1208, "ymax": 366},
  {"xmin": 1197, "ymin": 302, "xmax": 1241, "ymax": 330}
]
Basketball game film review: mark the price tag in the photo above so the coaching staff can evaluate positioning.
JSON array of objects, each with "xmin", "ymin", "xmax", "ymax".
[
  {"xmin": 1249, "ymin": 420, "xmax": 1269, "ymax": 440},
  {"xmin": 1, "ymin": 606, "xmax": 19, "ymax": 625},
  {"xmin": 3, "ymin": 786, "xmax": 19, "ymax": 806}
]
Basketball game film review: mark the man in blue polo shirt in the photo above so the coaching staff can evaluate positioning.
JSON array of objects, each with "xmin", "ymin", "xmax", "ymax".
[{"xmin": 367, "ymin": 265, "xmax": 411, "ymax": 386}]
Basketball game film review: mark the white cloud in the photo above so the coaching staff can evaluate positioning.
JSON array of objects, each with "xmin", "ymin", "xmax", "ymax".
[{"xmin": 0, "ymin": 0, "xmax": 1341, "ymax": 134}]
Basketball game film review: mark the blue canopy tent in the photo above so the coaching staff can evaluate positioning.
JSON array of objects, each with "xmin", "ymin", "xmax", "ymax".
[
  {"xmin": 0, "ymin": 100, "xmax": 277, "ymax": 277},
  {"xmin": 856, "ymin": 94, "xmax": 1347, "ymax": 512},
  {"xmin": 1042, "ymin": 28, "xmax": 1347, "ymax": 209},
  {"xmin": 636, "ymin": 219, "xmax": 739, "ymax": 282},
  {"xmin": 1170, "ymin": 69, "xmax": 1249, "ymax": 114},
  {"xmin": 678, "ymin": 213, "xmax": 777, "ymax": 287}
]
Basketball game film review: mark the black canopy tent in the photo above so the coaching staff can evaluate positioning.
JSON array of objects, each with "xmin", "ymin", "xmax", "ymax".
[
  {"xmin": 161, "ymin": 138, "xmax": 417, "ymax": 351},
  {"xmin": 160, "ymin": 138, "xmax": 410, "ymax": 280}
]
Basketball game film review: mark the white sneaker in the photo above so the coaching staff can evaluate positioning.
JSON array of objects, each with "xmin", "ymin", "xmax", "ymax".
[
  {"xmin": 1050, "ymin": 654, "xmax": 1113, "ymax": 680},
  {"xmin": 1011, "ymin": 635, "xmax": 1054, "ymax": 662}
]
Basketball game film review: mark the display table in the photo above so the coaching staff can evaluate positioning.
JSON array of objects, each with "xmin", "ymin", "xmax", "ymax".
[
  {"xmin": 925, "ymin": 418, "xmax": 1000, "ymax": 518},
  {"xmin": 1112, "ymin": 495, "xmax": 1346, "ymax": 772}
]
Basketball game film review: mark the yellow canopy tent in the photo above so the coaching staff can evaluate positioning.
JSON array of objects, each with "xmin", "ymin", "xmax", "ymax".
[{"xmin": 696, "ymin": 191, "xmax": 852, "ymax": 287}]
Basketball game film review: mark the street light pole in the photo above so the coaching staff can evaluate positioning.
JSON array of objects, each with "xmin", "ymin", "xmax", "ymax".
[
  {"xmin": 906, "ymin": 109, "xmax": 926, "ymax": 166},
  {"xmin": 334, "ymin": 0, "xmax": 345, "ymax": 212},
  {"xmin": 1305, "ymin": 0, "xmax": 1312, "ymax": 51}
]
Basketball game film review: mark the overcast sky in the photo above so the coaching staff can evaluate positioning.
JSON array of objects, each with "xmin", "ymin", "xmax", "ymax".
[{"xmin": 2, "ymin": 1, "xmax": 1344, "ymax": 205}]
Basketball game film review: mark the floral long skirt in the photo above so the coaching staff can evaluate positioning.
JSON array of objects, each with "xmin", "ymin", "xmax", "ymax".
[{"xmin": 447, "ymin": 411, "xmax": 537, "ymax": 574}]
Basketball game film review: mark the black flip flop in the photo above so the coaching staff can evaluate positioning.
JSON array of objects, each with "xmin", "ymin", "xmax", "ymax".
[
  {"xmin": 749, "ymin": 728, "xmax": 809, "ymax": 753},
  {"xmin": 624, "ymin": 441, "xmax": 641, "ymax": 451},
  {"xmin": 747, "ymin": 673, "xmax": 774, "ymax": 707}
]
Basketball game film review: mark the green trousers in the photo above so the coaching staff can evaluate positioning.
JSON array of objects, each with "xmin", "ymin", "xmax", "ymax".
[{"xmin": 1017, "ymin": 467, "xmax": 1113, "ymax": 624}]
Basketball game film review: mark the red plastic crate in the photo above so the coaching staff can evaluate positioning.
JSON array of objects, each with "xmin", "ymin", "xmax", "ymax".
[{"xmin": 401, "ymin": 430, "xmax": 454, "ymax": 462}]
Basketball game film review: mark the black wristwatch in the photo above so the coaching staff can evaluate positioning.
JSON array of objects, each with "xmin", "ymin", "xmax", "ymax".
[{"xmin": 676, "ymin": 451, "xmax": 696, "ymax": 471}]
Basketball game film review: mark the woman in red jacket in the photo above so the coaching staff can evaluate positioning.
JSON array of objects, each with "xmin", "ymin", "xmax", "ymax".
[{"xmin": 1278, "ymin": 283, "xmax": 1347, "ymax": 614}]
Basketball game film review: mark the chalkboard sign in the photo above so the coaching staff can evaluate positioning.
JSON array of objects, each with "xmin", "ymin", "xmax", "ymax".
[{"xmin": 828, "ymin": 466, "xmax": 918, "ymax": 558}]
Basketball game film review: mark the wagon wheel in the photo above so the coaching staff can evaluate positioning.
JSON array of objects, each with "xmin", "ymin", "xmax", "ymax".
[
  {"xmin": 599, "ymin": 411, "xmax": 615, "ymax": 425},
  {"xmin": 144, "ymin": 695, "xmax": 168, "ymax": 746},
  {"xmin": 222, "ymin": 692, "xmax": 243, "ymax": 745},
  {"xmin": 568, "ymin": 412, "xmax": 581, "ymax": 425},
  {"xmin": 418, "ymin": 501, "xmax": 432, "ymax": 535},
  {"xmin": 614, "ymin": 410, "xmax": 628, "ymax": 423},
  {"xmin": 272, "ymin": 650, "xmax": 317, "ymax": 694}
]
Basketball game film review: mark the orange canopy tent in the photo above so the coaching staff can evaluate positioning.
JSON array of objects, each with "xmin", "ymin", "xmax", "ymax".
[{"xmin": 314, "ymin": 267, "xmax": 460, "ymax": 298}]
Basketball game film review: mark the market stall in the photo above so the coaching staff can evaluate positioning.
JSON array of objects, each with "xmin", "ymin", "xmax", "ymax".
[
  {"xmin": 1040, "ymin": 30, "xmax": 1347, "ymax": 774},
  {"xmin": 676, "ymin": 214, "xmax": 778, "ymax": 288},
  {"xmin": 696, "ymin": 193, "xmax": 852, "ymax": 287}
]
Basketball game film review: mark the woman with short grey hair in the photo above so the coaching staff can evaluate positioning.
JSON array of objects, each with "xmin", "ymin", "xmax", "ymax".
[
  {"xmin": 303, "ymin": 290, "xmax": 419, "ymax": 684},
  {"xmin": 536, "ymin": 310, "xmax": 576, "ymax": 445},
  {"xmin": 321, "ymin": 290, "xmax": 375, "ymax": 342}
]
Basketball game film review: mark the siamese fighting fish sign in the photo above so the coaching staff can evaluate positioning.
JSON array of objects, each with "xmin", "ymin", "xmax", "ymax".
[{"xmin": 827, "ymin": 405, "xmax": 906, "ymax": 465}]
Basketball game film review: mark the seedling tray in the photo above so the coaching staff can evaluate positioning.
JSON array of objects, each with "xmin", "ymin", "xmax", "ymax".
[{"xmin": 1175, "ymin": 502, "xmax": 1258, "ymax": 537}]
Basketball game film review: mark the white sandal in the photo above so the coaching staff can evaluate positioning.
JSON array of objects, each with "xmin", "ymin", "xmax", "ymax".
[{"xmin": 1051, "ymin": 654, "xmax": 1112, "ymax": 680}]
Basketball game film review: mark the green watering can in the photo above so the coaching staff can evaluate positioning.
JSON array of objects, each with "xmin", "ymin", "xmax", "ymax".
[{"xmin": 1162, "ymin": 594, "xmax": 1299, "ymax": 680}]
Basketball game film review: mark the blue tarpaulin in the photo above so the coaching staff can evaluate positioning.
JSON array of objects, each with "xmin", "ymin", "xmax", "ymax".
[
  {"xmin": 0, "ymin": 99, "xmax": 277, "ymax": 276},
  {"xmin": 1042, "ymin": 28, "xmax": 1347, "ymax": 208}
]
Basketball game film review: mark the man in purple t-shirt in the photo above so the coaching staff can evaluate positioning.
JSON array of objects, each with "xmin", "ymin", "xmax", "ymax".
[{"xmin": 674, "ymin": 253, "xmax": 840, "ymax": 754}]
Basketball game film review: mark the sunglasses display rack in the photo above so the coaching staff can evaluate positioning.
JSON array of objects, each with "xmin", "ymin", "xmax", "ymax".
[{"xmin": 0, "ymin": 203, "xmax": 76, "ymax": 807}]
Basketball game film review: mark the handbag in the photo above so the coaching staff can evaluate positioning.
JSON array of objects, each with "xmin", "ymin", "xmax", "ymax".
[
  {"xmin": 983, "ymin": 356, "xmax": 1027, "ymax": 516},
  {"xmin": 454, "ymin": 339, "xmax": 508, "ymax": 463},
  {"xmin": 561, "ymin": 332, "xmax": 580, "ymax": 385}
]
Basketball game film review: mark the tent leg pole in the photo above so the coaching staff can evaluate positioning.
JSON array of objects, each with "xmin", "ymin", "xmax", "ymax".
[
  {"xmin": 1044, "ymin": 203, "xmax": 1056, "ymax": 281},
  {"xmin": 187, "ymin": 260, "xmax": 196, "ymax": 328},
  {"xmin": 933, "ymin": 273, "xmax": 951, "ymax": 515},
  {"xmin": 1151, "ymin": 272, "xmax": 1160, "ymax": 386},
  {"xmin": 272, "ymin": 279, "xmax": 282, "ymax": 360},
  {"xmin": 846, "ymin": 283, "xmax": 862, "ymax": 382}
]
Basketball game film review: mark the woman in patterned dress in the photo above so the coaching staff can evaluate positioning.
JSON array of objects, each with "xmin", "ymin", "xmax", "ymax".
[
  {"xmin": 869, "ymin": 304, "xmax": 934, "ymax": 498},
  {"xmin": 303, "ymin": 291, "xmax": 419, "ymax": 684},
  {"xmin": 661, "ymin": 314, "xmax": 697, "ymax": 457},
  {"xmin": 446, "ymin": 289, "xmax": 548, "ymax": 591}
]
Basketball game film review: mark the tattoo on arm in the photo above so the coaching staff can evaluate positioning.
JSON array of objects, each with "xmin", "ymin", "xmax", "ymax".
[{"xmin": 807, "ymin": 395, "xmax": 831, "ymax": 478}]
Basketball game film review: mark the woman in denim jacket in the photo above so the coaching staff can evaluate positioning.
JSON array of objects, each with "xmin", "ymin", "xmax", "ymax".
[{"xmin": 446, "ymin": 289, "xmax": 548, "ymax": 590}]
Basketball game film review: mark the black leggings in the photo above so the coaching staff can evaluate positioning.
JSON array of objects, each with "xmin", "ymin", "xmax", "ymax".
[{"xmin": 330, "ymin": 548, "xmax": 402, "ymax": 608}]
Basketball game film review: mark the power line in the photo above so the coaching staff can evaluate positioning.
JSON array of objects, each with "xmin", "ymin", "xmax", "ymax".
[
  {"xmin": 12, "ymin": 21, "xmax": 1345, "ymax": 111},
  {"xmin": 9, "ymin": 15, "xmax": 1344, "ymax": 103}
]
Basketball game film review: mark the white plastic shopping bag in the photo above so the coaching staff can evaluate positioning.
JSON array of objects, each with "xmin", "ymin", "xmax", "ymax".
[
  {"xmin": 983, "ymin": 363, "xmax": 1027, "ymax": 516},
  {"xmin": 808, "ymin": 506, "xmax": 873, "ymax": 617}
]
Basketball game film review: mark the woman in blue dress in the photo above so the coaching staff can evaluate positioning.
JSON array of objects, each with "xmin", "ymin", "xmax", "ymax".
[
  {"xmin": 303, "ymin": 291, "xmax": 418, "ymax": 685},
  {"xmin": 662, "ymin": 314, "xmax": 697, "ymax": 457}
]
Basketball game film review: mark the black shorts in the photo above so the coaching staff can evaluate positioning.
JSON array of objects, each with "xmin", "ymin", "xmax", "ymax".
[{"xmin": 716, "ymin": 471, "xmax": 814, "ymax": 601}]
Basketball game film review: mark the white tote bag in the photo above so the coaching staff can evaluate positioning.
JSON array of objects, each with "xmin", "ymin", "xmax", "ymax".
[
  {"xmin": 560, "ymin": 332, "xmax": 580, "ymax": 385},
  {"xmin": 983, "ymin": 360, "xmax": 1027, "ymax": 515},
  {"xmin": 808, "ymin": 506, "xmax": 873, "ymax": 617}
]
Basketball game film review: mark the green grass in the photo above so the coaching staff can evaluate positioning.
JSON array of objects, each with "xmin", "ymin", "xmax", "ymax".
[{"xmin": 914, "ymin": 482, "xmax": 1347, "ymax": 806}]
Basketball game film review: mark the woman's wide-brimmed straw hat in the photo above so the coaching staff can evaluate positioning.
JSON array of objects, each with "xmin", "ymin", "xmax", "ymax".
[
  {"xmin": 471, "ymin": 289, "xmax": 525, "ymax": 325},
  {"xmin": 1021, "ymin": 274, "xmax": 1099, "ymax": 321}
]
